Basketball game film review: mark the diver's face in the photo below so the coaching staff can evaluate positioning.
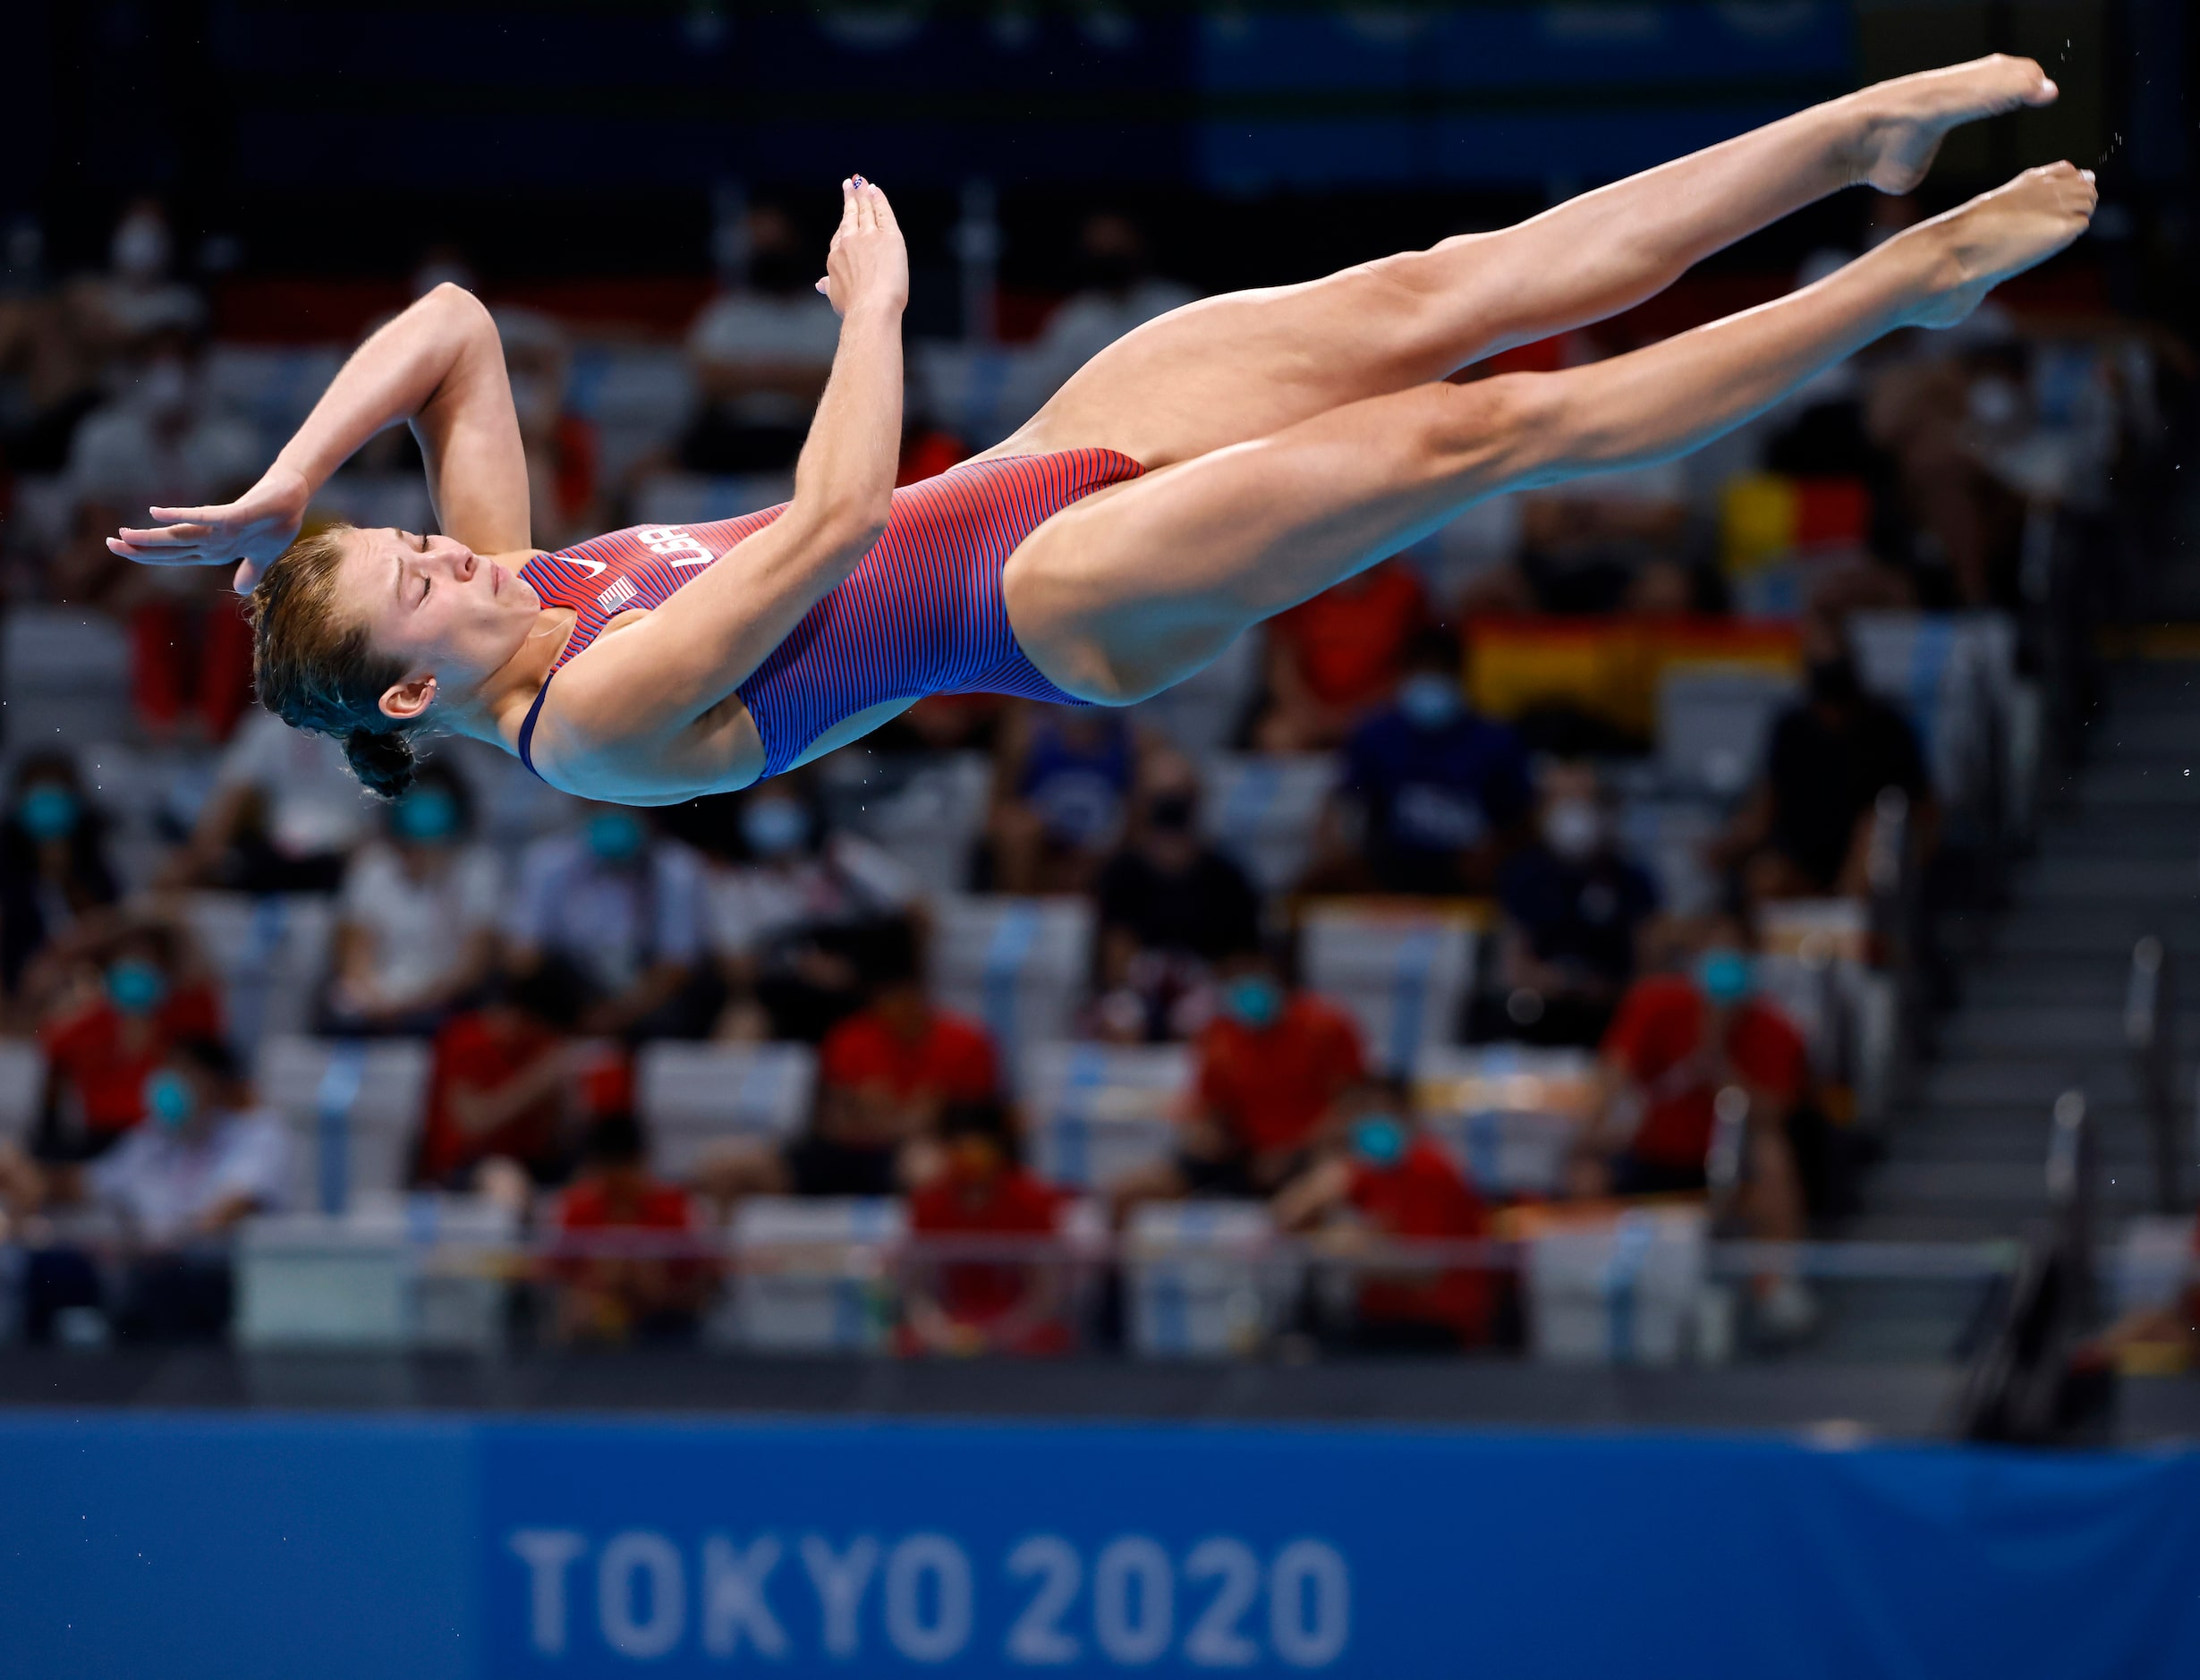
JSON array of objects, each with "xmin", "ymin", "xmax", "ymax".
[{"xmin": 336, "ymin": 526, "xmax": 540, "ymax": 719}]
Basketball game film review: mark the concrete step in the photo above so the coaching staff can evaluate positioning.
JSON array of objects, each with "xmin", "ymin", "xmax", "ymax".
[
  {"xmin": 2067, "ymin": 764, "xmax": 2200, "ymax": 809},
  {"xmin": 1932, "ymin": 1005, "xmax": 2200, "ymax": 1058},
  {"xmin": 1962, "ymin": 957, "xmax": 2134, "ymax": 1005},
  {"xmin": 2008, "ymin": 859, "xmax": 2200, "ymax": 902},
  {"xmin": 1990, "ymin": 906, "xmax": 2200, "ymax": 955},
  {"xmin": 1917, "ymin": 1059, "xmax": 2160, "ymax": 1107}
]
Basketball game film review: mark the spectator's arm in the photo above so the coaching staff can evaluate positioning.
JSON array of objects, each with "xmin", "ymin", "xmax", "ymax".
[
  {"xmin": 190, "ymin": 1188, "xmax": 264, "ymax": 1236},
  {"xmin": 159, "ymin": 779, "xmax": 253, "ymax": 889},
  {"xmin": 1706, "ymin": 778, "xmax": 1776, "ymax": 870},
  {"xmin": 1272, "ymin": 1156, "xmax": 1354, "ymax": 1232},
  {"xmin": 582, "ymin": 957, "xmax": 692, "ymax": 1039},
  {"xmin": 446, "ymin": 1045, "xmax": 569, "ymax": 1141}
]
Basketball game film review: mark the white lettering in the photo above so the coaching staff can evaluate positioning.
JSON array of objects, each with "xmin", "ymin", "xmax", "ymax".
[
  {"xmin": 702, "ymin": 1533, "xmax": 788, "ymax": 1659},
  {"xmin": 800, "ymin": 1533, "xmax": 879, "ymax": 1659},
  {"xmin": 1183, "ymin": 1538, "xmax": 1261, "ymax": 1668},
  {"xmin": 634, "ymin": 525, "xmax": 714, "ymax": 566},
  {"xmin": 1003, "ymin": 1534, "xmax": 1081, "ymax": 1666},
  {"xmin": 1269, "ymin": 1540, "xmax": 1350, "ymax": 1668},
  {"xmin": 884, "ymin": 1533, "xmax": 973, "ymax": 1664},
  {"xmin": 1092, "ymin": 1536, "xmax": 1173, "ymax": 1666},
  {"xmin": 508, "ymin": 1529, "xmax": 587, "ymax": 1656},
  {"xmin": 599, "ymin": 1530, "xmax": 687, "ymax": 1660}
]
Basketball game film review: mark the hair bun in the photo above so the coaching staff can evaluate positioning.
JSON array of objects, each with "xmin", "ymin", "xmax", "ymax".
[{"xmin": 344, "ymin": 727, "xmax": 417, "ymax": 799}]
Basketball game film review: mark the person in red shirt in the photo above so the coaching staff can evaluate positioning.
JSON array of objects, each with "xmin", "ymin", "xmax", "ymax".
[
  {"xmin": 35, "ymin": 921, "xmax": 222, "ymax": 1161},
  {"xmin": 416, "ymin": 967, "xmax": 612, "ymax": 1189},
  {"xmin": 1112, "ymin": 947, "xmax": 1367, "ymax": 1215},
  {"xmin": 900, "ymin": 1099, "xmax": 1072, "ymax": 1358},
  {"xmin": 697, "ymin": 922, "xmax": 998, "ymax": 1205},
  {"xmin": 1276, "ymin": 1075, "xmax": 1497, "ymax": 1350},
  {"xmin": 548, "ymin": 1114, "xmax": 710, "ymax": 1344},
  {"xmin": 1579, "ymin": 915, "xmax": 1809, "ymax": 1251},
  {"xmin": 1253, "ymin": 559, "xmax": 1431, "ymax": 751}
]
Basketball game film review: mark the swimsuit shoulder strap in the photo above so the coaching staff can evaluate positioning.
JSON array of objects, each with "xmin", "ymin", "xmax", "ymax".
[{"xmin": 516, "ymin": 673, "xmax": 555, "ymax": 780}]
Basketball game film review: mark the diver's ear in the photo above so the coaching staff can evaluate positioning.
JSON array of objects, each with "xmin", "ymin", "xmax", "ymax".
[{"xmin": 379, "ymin": 675, "xmax": 437, "ymax": 723}]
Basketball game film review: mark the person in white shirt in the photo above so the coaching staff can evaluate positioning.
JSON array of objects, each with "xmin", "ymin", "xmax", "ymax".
[
  {"xmin": 166, "ymin": 704, "xmax": 379, "ymax": 893},
  {"xmin": 997, "ymin": 213, "xmax": 1198, "ymax": 431},
  {"xmin": 506, "ymin": 807, "xmax": 714, "ymax": 1039},
  {"xmin": 678, "ymin": 205, "xmax": 845, "ymax": 475},
  {"xmin": 327, "ymin": 762, "xmax": 503, "ymax": 1033},
  {"xmin": 0, "ymin": 1036, "xmax": 291, "ymax": 1343}
]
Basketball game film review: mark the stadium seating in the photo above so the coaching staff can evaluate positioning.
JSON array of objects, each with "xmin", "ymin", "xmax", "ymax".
[
  {"xmin": 633, "ymin": 1041, "xmax": 817, "ymax": 1178},
  {"xmin": 1299, "ymin": 900, "xmax": 1479, "ymax": 1074},
  {"xmin": 819, "ymin": 749, "xmax": 991, "ymax": 899},
  {"xmin": 1122, "ymin": 1199, "xmax": 1292, "ymax": 1358},
  {"xmin": 1127, "ymin": 629, "xmax": 1259, "ymax": 758},
  {"xmin": 1414, "ymin": 1044, "xmax": 1595, "ymax": 1199},
  {"xmin": 1019, "ymin": 1040, "xmax": 1190, "ymax": 1190},
  {"xmin": 1519, "ymin": 1202, "xmax": 1711, "ymax": 1365},
  {"xmin": 253, "ymin": 1035, "xmax": 433, "ymax": 1211},
  {"xmin": 0, "ymin": 1039, "xmax": 42, "ymax": 1148},
  {"xmin": 629, "ymin": 471, "xmax": 794, "ymax": 528},
  {"xmin": 185, "ymin": 893, "xmax": 336, "ymax": 1051},
  {"xmin": 1656, "ymin": 664, "xmax": 1797, "ymax": 796},
  {"xmin": 234, "ymin": 1191, "xmax": 518, "ymax": 1351},
  {"xmin": 1198, "ymin": 752, "xmax": 1338, "ymax": 894},
  {"xmin": 929, "ymin": 895, "xmax": 1093, "ymax": 1065},
  {"xmin": 2, "ymin": 607, "xmax": 135, "ymax": 748},
  {"xmin": 723, "ymin": 1195, "xmax": 905, "ymax": 1353}
]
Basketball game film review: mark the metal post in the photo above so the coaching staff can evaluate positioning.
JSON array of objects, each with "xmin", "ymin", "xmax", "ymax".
[{"xmin": 2125, "ymin": 936, "xmax": 2183, "ymax": 1213}]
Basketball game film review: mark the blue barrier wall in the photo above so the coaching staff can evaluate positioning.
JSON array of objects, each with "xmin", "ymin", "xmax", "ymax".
[{"xmin": 4, "ymin": 1412, "xmax": 2199, "ymax": 1679}]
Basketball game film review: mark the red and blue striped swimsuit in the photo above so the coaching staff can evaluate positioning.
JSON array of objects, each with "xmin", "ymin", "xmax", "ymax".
[{"xmin": 515, "ymin": 449, "xmax": 1142, "ymax": 784}]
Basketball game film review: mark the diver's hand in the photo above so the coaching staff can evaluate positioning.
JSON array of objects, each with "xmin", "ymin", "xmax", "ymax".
[
  {"xmin": 816, "ymin": 176, "xmax": 908, "ymax": 319},
  {"xmin": 106, "ymin": 462, "xmax": 310, "ymax": 593}
]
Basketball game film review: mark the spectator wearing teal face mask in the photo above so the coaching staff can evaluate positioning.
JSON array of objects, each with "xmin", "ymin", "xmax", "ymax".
[
  {"xmin": 0, "ymin": 1035, "xmax": 291, "ymax": 1344},
  {"xmin": 1275, "ymin": 1074, "xmax": 1498, "ymax": 1351},
  {"xmin": 0, "ymin": 751, "xmax": 119, "ymax": 1023},
  {"xmin": 34, "ymin": 920, "xmax": 223, "ymax": 1163},
  {"xmin": 326, "ymin": 762, "xmax": 502, "ymax": 1035},
  {"xmin": 506, "ymin": 802, "xmax": 717, "ymax": 1041},
  {"xmin": 1108, "ymin": 946, "xmax": 1366, "ymax": 1220},
  {"xmin": 1576, "ymin": 913, "xmax": 1814, "ymax": 1331}
]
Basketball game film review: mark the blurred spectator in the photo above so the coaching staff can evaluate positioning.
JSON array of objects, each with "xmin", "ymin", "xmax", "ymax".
[
  {"xmin": 1517, "ymin": 457, "xmax": 1693, "ymax": 616},
  {"xmin": 325, "ymin": 764, "xmax": 502, "ymax": 1035},
  {"xmin": 1309, "ymin": 628, "xmax": 1532, "ymax": 896},
  {"xmin": 416, "ymin": 967, "xmax": 607, "ymax": 1190},
  {"xmin": 0, "ymin": 257, "xmax": 113, "ymax": 482},
  {"xmin": 497, "ymin": 306, "xmax": 599, "ymax": 550},
  {"xmin": 0, "ymin": 751, "xmax": 121, "ymax": 1024},
  {"xmin": 1112, "ymin": 946, "xmax": 1365, "ymax": 1212},
  {"xmin": 698, "ymin": 920, "xmax": 997, "ymax": 1203},
  {"xmin": 986, "ymin": 704, "xmax": 1147, "ymax": 894},
  {"xmin": 679, "ymin": 205, "xmax": 842, "ymax": 475},
  {"xmin": 84, "ymin": 199, "xmax": 207, "ymax": 344},
  {"xmin": 1000, "ymin": 212, "xmax": 1198, "ymax": 427},
  {"xmin": 1712, "ymin": 612, "xmax": 1932, "ymax": 905},
  {"xmin": 702, "ymin": 778, "xmax": 921, "ymax": 1043},
  {"xmin": 0, "ymin": 1036, "xmax": 287, "ymax": 1345},
  {"xmin": 35, "ymin": 919, "xmax": 222, "ymax": 1163},
  {"xmin": 900, "ymin": 1099, "xmax": 1072, "ymax": 1358},
  {"xmin": 1576, "ymin": 914, "xmax": 1814, "ymax": 1331},
  {"xmin": 166, "ymin": 706, "xmax": 378, "ymax": 894},
  {"xmin": 548, "ymin": 1114, "xmax": 709, "ymax": 1345},
  {"xmin": 505, "ymin": 805, "xmax": 716, "ymax": 1040},
  {"xmin": 1092, "ymin": 753, "xmax": 1261, "ymax": 1041},
  {"xmin": 1274, "ymin": 1074, "xmax": 1497, "ymax": 1351},
  {"xmin": 1491, "ymin": 761, "xmax": 1660, "ymax": 1047},
  {"xmin": 1253, "ymin": 558, "xmax": 1430, "ymax": 751}
]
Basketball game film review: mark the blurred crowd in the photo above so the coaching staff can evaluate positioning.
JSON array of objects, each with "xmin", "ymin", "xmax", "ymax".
[{"xmin": 0, "ymin": 191, "xmax": 2173, "ymax": 1356}]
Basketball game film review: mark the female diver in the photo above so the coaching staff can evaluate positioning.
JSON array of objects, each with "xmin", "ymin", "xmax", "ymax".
[{"xmin": 110, "ymin": 56, "xmax": 2091, "ymax": 804}]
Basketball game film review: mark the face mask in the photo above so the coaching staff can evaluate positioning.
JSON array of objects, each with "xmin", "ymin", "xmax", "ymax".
[
  {"xmin": 1350, "ymin": 1113, "xmax": 1408, "ymax": 1168},
  {"xmin": 1397, "ymin": 673, "xmax": 1461, "ymax": 732},
  {"xmin": 16, "ymin": 785, "xmax": 80, "ymax": 841},
  {"xmin": 1221, "ymin": 972, "xmax": 1283, "ymax": 1031},
  {"xmin": 392, "ymin": 786, "xmax": 461, "ymax": 844},
  {"xmin": 586, "ymin": 811, "xmax": 647, "ymax": 863},
  {"xmin": 740, "ymin": 795, "xmax": 809, "ymax": 858},
  {"xmin": 144, "ymin": 1069, "xmax": 196, "ymax": 1133},
  {"xmin": 135, "ymin": 359, "xmax": 191, "ymax": 420},
  {"xmin": 1146, "ymin": 792, "xmax": 1195, "ymax": 834},
  {"xmin": 111, "ymin": 210, "xmax": 169, "ymax": 281},
  {"xmin": 106, "ymin": 957, "xmax": 168, "ymax": 1018},
  {"xmin": 1695, "ymin": 948, "xmax": 1756, "ymax": 1006},
  {"xmin": 1542, "ymin": 797, "xmax": 1601, "ymax": 861}
]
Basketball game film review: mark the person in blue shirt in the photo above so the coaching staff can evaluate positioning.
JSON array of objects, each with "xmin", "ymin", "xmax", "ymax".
[{"xmin": 1315, "ymin": 628, "xmax": 1532, "ymax": 896}]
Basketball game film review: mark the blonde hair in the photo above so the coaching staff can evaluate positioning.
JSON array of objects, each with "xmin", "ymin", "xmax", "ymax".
[{"xmin": 247, "ymin": 522, "xmax": 420, "ymax": 797}]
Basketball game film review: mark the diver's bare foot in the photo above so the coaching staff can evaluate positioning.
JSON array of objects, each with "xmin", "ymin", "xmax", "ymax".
[
  {"xmin": 1847, "ymin": 55, "xmax": 2057, "ymax": 194},
  {"xmin": 1907, "ymin": 162, "xmax": 2097, "ymax": 330}
]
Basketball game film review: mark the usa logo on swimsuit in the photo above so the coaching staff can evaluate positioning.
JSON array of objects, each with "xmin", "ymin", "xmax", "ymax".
[{"xmin": 634, "ymin": 525, "xmax": 714, "ymax": 567}]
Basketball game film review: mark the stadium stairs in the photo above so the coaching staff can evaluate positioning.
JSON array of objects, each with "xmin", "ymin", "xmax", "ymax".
[{"xmin": 1859, "ymin": 655, "xmax": 2200, "ymax": 1244}]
